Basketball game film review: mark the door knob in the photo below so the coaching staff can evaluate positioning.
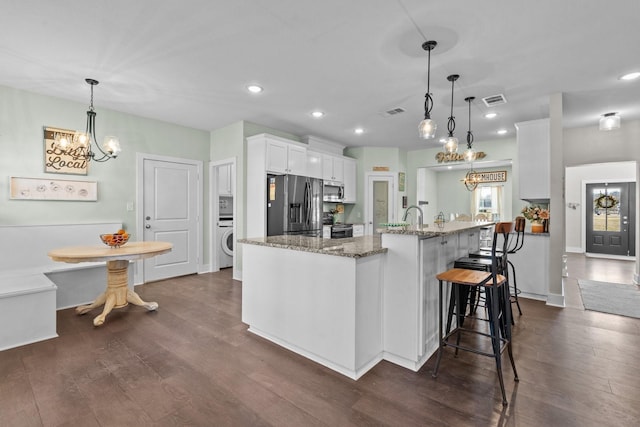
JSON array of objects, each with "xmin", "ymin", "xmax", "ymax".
[{"xmin": 145, "ymin": 224, "xmax": 151, "ymax": 229}]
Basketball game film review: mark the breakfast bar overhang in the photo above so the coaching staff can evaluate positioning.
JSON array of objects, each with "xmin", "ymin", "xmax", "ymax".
[{"xmin": 240, "ymin": 222, "xmax": 488, "ymax": 379}]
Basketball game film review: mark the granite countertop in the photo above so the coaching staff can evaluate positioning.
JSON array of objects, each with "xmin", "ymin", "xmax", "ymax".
[
  {"xmin": 378, "ymin": 221, "xmax": 493, "ymax": 237},
  {"xmin": 238, "ymin": 235, "xmax": 387, "ymax": 258}
]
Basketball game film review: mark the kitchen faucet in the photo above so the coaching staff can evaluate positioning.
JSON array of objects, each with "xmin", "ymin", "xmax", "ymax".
[{"xmin": 402, "ymin": 205, "xmax": 423, "ymax": 225}]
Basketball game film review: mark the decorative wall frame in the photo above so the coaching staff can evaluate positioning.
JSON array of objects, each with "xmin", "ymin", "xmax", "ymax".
[
  {"xmin": 10, "ymin": 176, "xmax": 97, "ymax": 201},
  {"xmin": 43, "ymin": 126, "xmax": 89, "ymax": 175}
]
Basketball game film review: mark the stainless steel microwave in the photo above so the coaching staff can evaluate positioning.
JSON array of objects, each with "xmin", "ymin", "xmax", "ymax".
[{"xmin": 323, "ymin": 181, "xmax": 344, "ymax": 202}]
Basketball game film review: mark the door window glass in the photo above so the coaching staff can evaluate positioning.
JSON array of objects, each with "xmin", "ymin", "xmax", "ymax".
[
  {"xmin": 592, "ymin": 187, "xmax": 621, "ymax": 232},
  {"xmin": 373, "ymin": 181, "xmax": 389, "ymax": 229}
]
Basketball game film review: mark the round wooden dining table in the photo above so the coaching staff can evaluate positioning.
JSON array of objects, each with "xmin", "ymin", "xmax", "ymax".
[{"xmin": 48, "ymin": 241, "xmax": 172, "ymax": 326}]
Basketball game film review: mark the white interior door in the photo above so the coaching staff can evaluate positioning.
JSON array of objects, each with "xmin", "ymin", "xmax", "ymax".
[
  {"xmin": 365, "ymin": 173, "xmax": 396, "ymax": 235},
  {"xmin": 142, "ymin": 157, "xmax": 200, "ymax": 282}
]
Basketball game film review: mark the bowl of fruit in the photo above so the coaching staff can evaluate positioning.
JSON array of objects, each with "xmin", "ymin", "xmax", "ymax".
[{"xmin": 100, "ymin": 229, "xmax": 130, "ymax": 248}]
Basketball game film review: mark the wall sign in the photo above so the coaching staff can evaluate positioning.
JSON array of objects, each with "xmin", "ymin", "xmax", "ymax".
[
  {"xmin": 43, "ymin": 126, "xmax": 88, "ymax": 175},
  {"xmin": 435, "ymin": 151, "xmax": 486, "ymax": 163},
  {"xmin": 10, "ymin": 176, "xmax": 97, "ymax": 201},
  {"xmin": 467, "ymin": 170, "xmax": 507, "ymax": 183}
]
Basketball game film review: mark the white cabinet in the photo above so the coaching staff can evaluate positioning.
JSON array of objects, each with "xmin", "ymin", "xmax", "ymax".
[
  {"xmin": 322, "ymin": 154, "xmax": 344, "ymax": 182},
  {"xmin": 307, "ymin": 150, "xmax": 323, "ymax": 179},
  {"xmin": 352, "ymin": 224, "xmax": 364, "ymax": 237},
  {"xmin": 323, "ymin": 225, "xmax": 332, "ymax": 239},
  {"xmin": 217, "ymin": 164, "xmax": 233, "ymax": 195},
  {"xmin": 516, "ymin": 118, "xmax": 550, "ymax": 201},
  {"xmin": 266, "ymin": 139, "xmax": 307, "ymax": 175},
  {"xmin": 343, "ymin": 158, "xmax": 357, "ymax": 203},
  {"xmin": 509, "ymin": 234, "xmax": 549, "ymax": 299}
]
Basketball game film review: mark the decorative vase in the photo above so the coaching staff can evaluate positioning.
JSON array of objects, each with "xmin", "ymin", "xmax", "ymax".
[{"xmin": 531, "ymin": 221, "xmax": 544, "ymax": 233}]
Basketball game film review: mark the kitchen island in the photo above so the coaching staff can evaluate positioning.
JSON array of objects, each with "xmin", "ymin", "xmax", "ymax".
[{"xmin": 240, "ymin": 222, "xmax": 488, "ymax": 379}]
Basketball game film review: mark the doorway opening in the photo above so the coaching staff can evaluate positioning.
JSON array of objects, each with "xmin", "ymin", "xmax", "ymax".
[{"xmin": 210, "ymin": 158, "xmax": 236, "ymax": 272}]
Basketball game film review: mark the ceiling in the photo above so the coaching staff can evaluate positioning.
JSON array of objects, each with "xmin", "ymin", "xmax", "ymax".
[{"xmin": 2, "ymin": 0, "xmax": 639, "ymax": 150}]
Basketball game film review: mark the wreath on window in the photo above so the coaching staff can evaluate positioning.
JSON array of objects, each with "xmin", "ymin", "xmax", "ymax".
[{"xmin": 594, "ymin": 193, "xmax": 618, "ymax": 209}]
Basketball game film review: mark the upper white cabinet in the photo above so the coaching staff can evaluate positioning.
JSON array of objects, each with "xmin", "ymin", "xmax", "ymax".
[
  {"xmin": 343, "ymin": 158, "xmax": 357, "ymax": 203},
  {"xmin": 218, "ymin": 164, "xmax": 233, "ymax": 196},
  {"xmin": 515, "ymin": 118, "xmax": 550, "ymax": 201},
  {"xmin": 322, "ymin": 154, "xmax": 344, "ymax": 182},
  {"xmin": 265, "ymin": 138, "xmax": 307, "ymax": 175},
  {"xmin": 306, "ymin": 150, "xmax": 323, "ymax": 179}
]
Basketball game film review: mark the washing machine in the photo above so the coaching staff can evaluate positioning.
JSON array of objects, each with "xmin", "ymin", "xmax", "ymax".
[{"xmin": 218, "ymin": 220, "xmax": 234, "ymax": 268}]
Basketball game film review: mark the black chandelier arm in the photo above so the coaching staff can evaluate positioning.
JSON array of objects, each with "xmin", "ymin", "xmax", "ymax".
[
  {"xmin": 85, "ymin": 110, "xmax": 116, "ymax": 162},
  {"xmin": 466, "ymin": 130, "xmax": 474, "ymax": 148}
]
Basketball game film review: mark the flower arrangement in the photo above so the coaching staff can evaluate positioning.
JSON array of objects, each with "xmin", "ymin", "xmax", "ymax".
[{"xmin": 521, "ymin": 205, "xmax": 550, "ymax": 223}]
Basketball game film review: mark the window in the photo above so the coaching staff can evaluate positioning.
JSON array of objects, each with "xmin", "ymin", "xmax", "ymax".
[{"xmin": 472, "ymin": 185, "xmax": 504, "ymax": 221}]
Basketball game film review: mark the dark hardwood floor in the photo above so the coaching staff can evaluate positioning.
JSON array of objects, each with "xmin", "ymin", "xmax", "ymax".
[{"xmin": 1, "ymin": 258, "xmax": 639, "ymax": 426}]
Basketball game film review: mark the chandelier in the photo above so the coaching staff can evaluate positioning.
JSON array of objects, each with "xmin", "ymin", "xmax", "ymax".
[
  {"xmin": 53, "ymin": 78, "xmax": 121, "ymax": 162},
  {"xmin": 443, "ymin": 74, "xmax": 459, "ymax": 154},
  {"xmin": 418, "ymin": 40, "xmax": 437, "ymax": 139}
]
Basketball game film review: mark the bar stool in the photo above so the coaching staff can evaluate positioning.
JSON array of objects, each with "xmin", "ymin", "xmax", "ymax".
[
  {"xmin": 465, "ymin": 216, "xmax": 526, "ymax": 316},
  {"xmin": 453, "ymin": 216, "xmax": 525, "ymax": 317},
  {"xmin": 432, "ymin": 222, "xmax": 519, "ymax": 406}
]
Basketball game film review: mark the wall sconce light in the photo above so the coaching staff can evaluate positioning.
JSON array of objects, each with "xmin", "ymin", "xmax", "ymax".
[{"xmin": 599, "ymin": 112, "xmax": 620, "ymax": 131}]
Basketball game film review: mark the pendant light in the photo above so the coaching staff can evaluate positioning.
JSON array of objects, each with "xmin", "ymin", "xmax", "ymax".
[
  {"xmin": 418, "ymin": 40, "xmax": 438, "ymax": 139},
  {"xmin": 463, "ymin": 96, "xmax": 475, "ymax": 162},
  {"xmin": 444, "ymin": 74, "xmax": 459, "ymax": 153}
]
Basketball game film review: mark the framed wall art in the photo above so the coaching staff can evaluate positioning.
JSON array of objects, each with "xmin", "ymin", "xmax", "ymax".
[
  {"xmin": 43, "ymin": 126, "xmax": 89, "ymax": 175},
  {"xmin": 10, "ymin": 176, "xmax": 97, "ymax": 201}
]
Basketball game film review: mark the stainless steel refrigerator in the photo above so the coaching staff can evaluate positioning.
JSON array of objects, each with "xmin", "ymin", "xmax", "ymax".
[{"xmin": 267, "ymin": 174, "xmax": 323, "ymax": 237}]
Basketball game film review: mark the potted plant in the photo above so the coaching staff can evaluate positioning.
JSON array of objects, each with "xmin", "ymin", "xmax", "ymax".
[{"xmin": 521, "ymin": 205, "xmax": 550, "ymax": 233}]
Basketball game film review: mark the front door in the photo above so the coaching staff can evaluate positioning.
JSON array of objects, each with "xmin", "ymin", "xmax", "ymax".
[
  {"xmin": 142, "ymin": 157, "xmax": 200, "ymax": 281},
  {"xmin": 586, "ymin": 182, "xmax": 636, "ymax": 256}
]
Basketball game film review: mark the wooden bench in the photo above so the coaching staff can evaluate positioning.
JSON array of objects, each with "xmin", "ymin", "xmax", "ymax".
[{"xmin": 0, "ymin": 222, "xmax": 130, "ymax": 351}]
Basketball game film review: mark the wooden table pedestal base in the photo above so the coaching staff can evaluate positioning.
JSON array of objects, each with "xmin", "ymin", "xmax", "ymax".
[{"xmin": 75, "ymin": 260, "xmax": 159, "ymax": 326}]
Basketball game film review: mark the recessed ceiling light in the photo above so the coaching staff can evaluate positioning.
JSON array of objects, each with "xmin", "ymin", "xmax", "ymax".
[
  {"xmin": 484, "ymin": 112, "xmax": 498, "ymax": 119},
  {"xmin": 619, "ymin": 72, "xmax": 640, "ymax": 81},
  {"xmin": 447, "ymin": 166, "xmax": 452, "ymax": 170},
  {"xmin": 247, "ymin": 85, "xmax": 263, "ymax": 94},
  {"xmin": 354, "ymin": 128, "xmax": 364, "ymax": 135},
  {"xmin": 497, "ymin": 129, "xmax": 508, "ymax": 135},
  {"xmin": 311, "ymin": 111, "xmax": 324, "ymax": 118},
  {"xmin": 439, "ymin": 138, "xmax": 446, "ymax": 143}
]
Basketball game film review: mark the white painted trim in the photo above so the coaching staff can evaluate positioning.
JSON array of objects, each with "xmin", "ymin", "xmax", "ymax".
[
  {"xmin": 209, "ymin": 157, "xmax": 237, "ymax": 274},
  {"xmin": 364, "ymin": 172, "xmax": 397, "ymax": 235},
  {"xmin": 546, "ymin": 293, "xmax": 565, "ymax": 307},
  {"xmin": 566, "ymin": 246, "xmax": 583, "ymax": 253},
  {"xmin": 136, "ymin": 153, "xmax": 204, "ymax": 284},
  {"xmin": 585, "ymin": 252, "xmax": 636, "ymax": 261}
]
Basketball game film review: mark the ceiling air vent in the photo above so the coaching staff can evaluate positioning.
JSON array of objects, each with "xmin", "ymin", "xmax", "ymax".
[
  {"xmin": 482, "ymin": 94, "xmax": 507, "ymax": 107},
  {"xmin": 382, "ymin": 107, "xmax": 406, "ymax": 117}
]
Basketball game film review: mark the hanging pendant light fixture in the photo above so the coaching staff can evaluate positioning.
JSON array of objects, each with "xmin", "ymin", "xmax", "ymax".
[
  {"xmin": 463, "ymin": 96, "xmax": 475, "ymax": 162},
  {"xmin": 418, "ymin": 40, "xmax": 438, "ymax": 139},
  {"xmin": 444, "ymin": 74, "xmax": 459, "ymax": 153},
  {"xmin": 53, "ymin": 78, "xmax": 121, "ymax": 162}
]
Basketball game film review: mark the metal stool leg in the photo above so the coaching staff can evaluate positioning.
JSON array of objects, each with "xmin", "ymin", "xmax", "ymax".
[
  {"xmin": 487, "ymin": 286, "xmax": 508, "ymax": 406},
  {"xmin": 508, "ymin": 260, "xmax": 522, "ymax": 316}
]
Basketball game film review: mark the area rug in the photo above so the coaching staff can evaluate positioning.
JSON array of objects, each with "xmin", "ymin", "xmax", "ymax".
[{"xmin": 577, "ymin": 279, "xmax": 640, "ymax": 319}]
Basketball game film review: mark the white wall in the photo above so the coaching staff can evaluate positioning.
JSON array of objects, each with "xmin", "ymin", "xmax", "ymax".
[{"xmin": 565, "ymin": 161, "xmax": 636, "ymax": 252}]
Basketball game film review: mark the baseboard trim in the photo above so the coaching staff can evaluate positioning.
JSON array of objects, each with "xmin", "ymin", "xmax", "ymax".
[
  {"xmin": 546, "ymin": 292, "xmax": 565, "ymax": 308},
  {"xmin": 566, "ymin": 246, "xmax": 583, "ymax": 253}
]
